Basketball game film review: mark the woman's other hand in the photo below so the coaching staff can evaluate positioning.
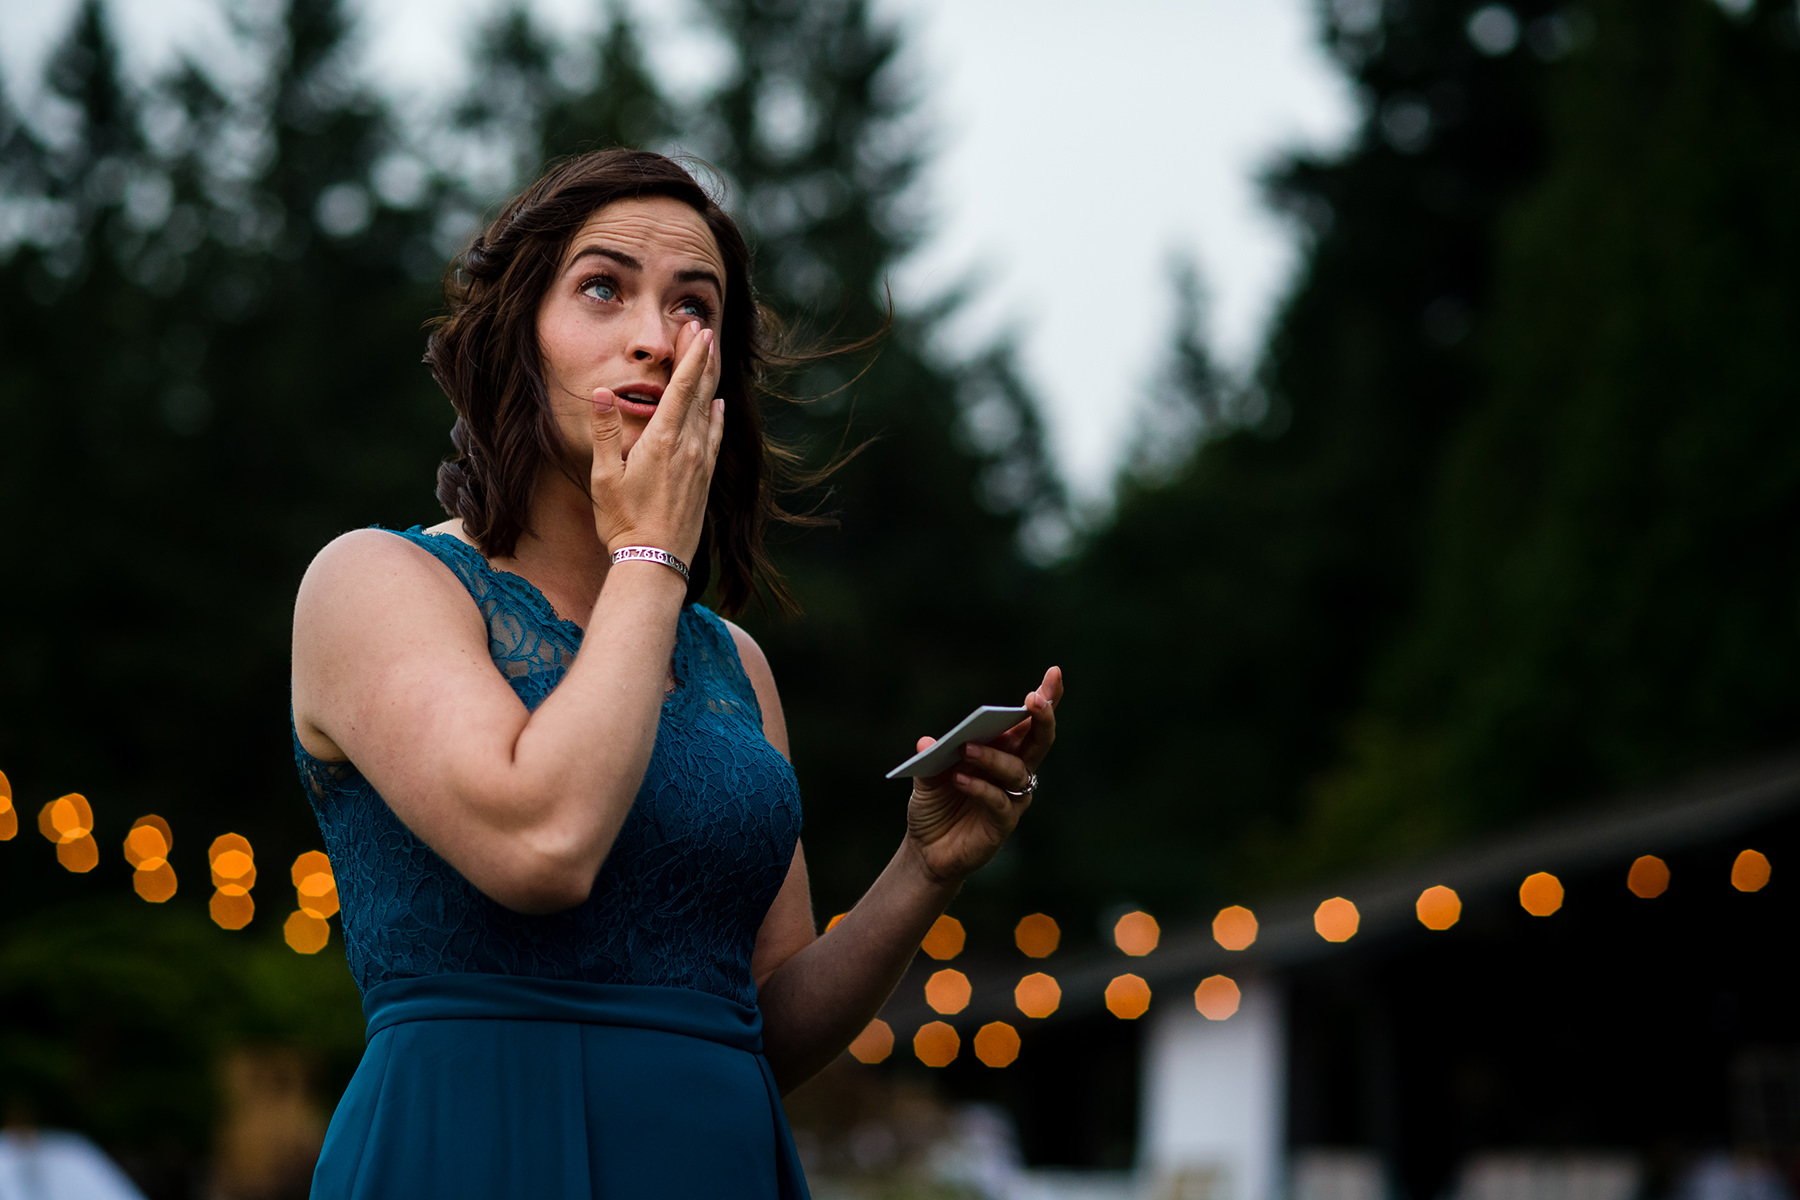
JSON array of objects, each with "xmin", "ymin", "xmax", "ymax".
[
  {"xmin": 904, "ymin": 666, "xmax": 1064, "ymax": 887},
  {"xmin": 588, "ymin": 318, "xmax": 725, "ymax": 564}
]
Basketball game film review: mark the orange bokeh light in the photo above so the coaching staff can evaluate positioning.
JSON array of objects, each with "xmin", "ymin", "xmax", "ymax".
[
  {"xmin": 40, "ymin": 794, "xmax": 93, "ymax": 844},
  {"xmin": 211, "ymin": 890, "xmax": 255, "ymax": 930},
  {"xmin": 1520, "ymin": 871, "xmax": 1564, "ymax": 916},
  {"xmin": 1732, "ymin": 849, "xmax": 1771, "ymax": 893},
  {"xmin": 848, "ymin": 1019, "xmax": 893, "ymax": 1064},
  {"xmin": 925, "ymin": 968, "xmax": 972, "ymax": 1015},
  {"xmin": 1314, "ymin": 897, "xmax": 1360, "ymax": 942},
  {"xmin": 56, "ymin": 833, "xmax": 99, "ymax": 873},
  {"xmin": 1014, "ymin": 972, "xmax": 1062, "ymax": 1019},
  {"xmin": 1628, "ymin": 855, "xmax": 1670, "ymax": 899},
  {"xmin": 291, "ymin": 850, "xmax": 331, "ymax": 885},
  {"xmin": 128, "ymin": 815, "xmax": 173, "ymax": 859},
  {"xmin": 1212, "ymin": 905, "xmax": 1258, "ymax": 951},
  {"xmin": 973, "ymin": 1021, "xmax": 1021, "ymax": 1067},
  {"xmin": 824, "ymin": 912, "xmax": 847, "ymax": 933},
  {"xmin": 1105, "ymin": 973, "xmax": 1151, "ymax": 1019},
  {"xmin": 1416, "ymin": 885, "xmax": 1462, "ymax": 931},
  {"xmin": 1014, "ymin": 913, "xmax": 1061, "ymax": 958},
  {"xmin": 125, "ymin": 823, "xmax": 169, "ymax": 869},
  {"xmin": 913, "ymin": 1021, "xmax": 960, "ymax": 1067},
  {"xmin": 298, "ymin": 875, "xmax": 340, "ymax": 920},
  {"xmin": 0, "ymin": 768, "xmax": 10, "ymax": 806},
  {"xmin": 284, "ymin": 909, "xmax": 330, "ymax": 954},
  {"xmin": 210, "ymin": 833, "xmax": 251, "ymax": 858},
  {"xmin": 212, "ymin": 849, "xmax": 255, "ymax": 884},
  {"xmin": 1194, "ymin": 975, "xmax": 1242, "ymax": 1021},
  {"xmin": 296, "ymin": 853, "xmax": 340, "ymax": 919},
  {"xmin": 134, "ymin": 862, "xmax": 178, "ymax": 903},
  {"xmin": 1114, "ymin": 910, "xmax": 1160, "ymax": 956},
  {"xmin": 0, "ymin": 769, "xmax": 14, "ymax": 840},
  {"xmin": 921, "ymin": 914, "xmax": 965, "ymax": 960}
]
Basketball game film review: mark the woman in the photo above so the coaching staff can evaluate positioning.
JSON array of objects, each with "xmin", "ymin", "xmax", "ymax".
[{"xmin": 289, "ymin": 148, "xmax": 1062, "ymax": 1197}]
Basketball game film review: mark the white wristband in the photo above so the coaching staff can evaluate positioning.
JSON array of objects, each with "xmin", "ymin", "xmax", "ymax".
[{"xmin": 611, "ymin": 545, "xmax": 690, "ymax": 583}]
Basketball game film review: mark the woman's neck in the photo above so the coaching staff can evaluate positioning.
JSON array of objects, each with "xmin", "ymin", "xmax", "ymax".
[{"xmin": 490, "ymin": 467, "xmax": 612, "ymax": 625}]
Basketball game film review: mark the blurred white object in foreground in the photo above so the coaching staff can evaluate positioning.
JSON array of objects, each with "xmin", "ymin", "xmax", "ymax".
[{"xmin": 0, "ymin": 1129, "xmax": 148, "ymax": 1200}]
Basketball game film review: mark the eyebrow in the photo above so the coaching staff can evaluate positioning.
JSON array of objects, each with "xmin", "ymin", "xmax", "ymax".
[{"xmin": 567, "ymin": 245, "xmax": 723, "ymax": 295}]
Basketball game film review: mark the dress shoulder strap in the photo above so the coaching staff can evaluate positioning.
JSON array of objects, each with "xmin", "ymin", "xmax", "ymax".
[
  {"xmin": 384, "ymin": 525, "xmax": 489, "ymax": 602},
  {"xmin": 685, "ymin": 605, "xmax": 765, "ymax": 727}
]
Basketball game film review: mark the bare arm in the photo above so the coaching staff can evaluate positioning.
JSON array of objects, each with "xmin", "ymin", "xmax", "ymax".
[
  {"xmin": 731, "ymin": 623, "xmax": 1062, "ymax": 1091},
  {"xmin": 291, "ymin": 322, "xmax": 724, "ymax": 914}
]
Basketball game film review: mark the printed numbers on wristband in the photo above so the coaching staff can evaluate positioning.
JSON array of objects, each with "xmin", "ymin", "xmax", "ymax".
[{"xmin": 611, "ymin": 546, "xmax": 690, "ymax": 583}]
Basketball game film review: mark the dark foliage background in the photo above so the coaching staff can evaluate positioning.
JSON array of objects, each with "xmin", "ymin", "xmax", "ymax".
[{"xmin": 3, "ymin": 0, "xmax": 1799, "ymax": 1186}]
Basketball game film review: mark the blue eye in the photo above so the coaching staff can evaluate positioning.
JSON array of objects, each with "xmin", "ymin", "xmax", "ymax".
[
  {"xmin": 580, "ymin": 276, "xmax": 619, "ymax": 302},
  {"xmin": 678, "ymin": 296, "xmax": 714, "ymax": 321}
]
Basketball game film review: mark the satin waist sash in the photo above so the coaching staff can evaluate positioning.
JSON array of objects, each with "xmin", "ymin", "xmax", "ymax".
[{"xmin": 362, "ymin": 973, "xmax": 767, "ymax": 1050}]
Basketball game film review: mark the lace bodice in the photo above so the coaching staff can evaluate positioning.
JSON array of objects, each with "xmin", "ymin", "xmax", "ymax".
[{"xmin": 293, "ymin": 527, "xmax": 802, "ymax": 1008}]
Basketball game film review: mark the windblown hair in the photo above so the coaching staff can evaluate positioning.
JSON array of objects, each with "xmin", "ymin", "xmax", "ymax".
[{"xmin": 426, "ymin": 148, "xmax": 819, "ymax": 616}]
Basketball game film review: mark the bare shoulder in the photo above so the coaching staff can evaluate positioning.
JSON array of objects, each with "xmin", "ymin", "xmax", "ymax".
[
  {"xmin": 292, "ymin": 529, "xmax": 487, "ymax": 757},
  {"xmin": 296, "ymin": 530, "xmax": 477, "ymax": 636},
  {"xmin": 721, "ymin": 618, "xmax": 790, "ymax": 758}
]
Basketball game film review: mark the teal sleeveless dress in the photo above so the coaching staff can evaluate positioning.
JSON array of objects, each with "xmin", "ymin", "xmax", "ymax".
[{"xmin": 293, "ymin": 528, "xmax": 810, "ymax": 1198}]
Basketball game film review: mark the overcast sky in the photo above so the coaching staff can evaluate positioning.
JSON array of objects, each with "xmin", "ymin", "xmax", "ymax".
[{"xmin": 0, "ymin": 0, "xmax": 1357, "ymax": 501}]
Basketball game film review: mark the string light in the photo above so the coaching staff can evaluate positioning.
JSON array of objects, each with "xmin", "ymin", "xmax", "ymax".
[
  {"xmin": 1519, "ymin": 872, "xmax": 1564, "ymax": 916},
  {"xmin": 921, "ymin": 914, "xmax": 965, "ymax": 960},
  {"xmin": 1105, "ymin": 973, "xmax": 1151, "ymax": 1019},
  {"xmin": 913, "ymin": 1021, "xmax": 960, "ymax": 1067},
  {"xmin": 1113, "ymin": 910, "xmax": 1160, "ymax": 956},
  {"xmin": 1194, "ymin": 975, "xmax": 1241, "ymax": 1021},
  {"xmin": 848, "ymin": 1019, "xmax": 894, "ymax": 1064},
  {"xmin": 1415, "ymin": 885, "xmax": 1461, "ymax": 931},
  {"xmin": 287, "ymin": 850, "xmax": 338, "ymax": 952},
  {"xmin": 124, "ymin": 816, "xmax": 177, "ymax": 903},
  {"xmin": 38, "ymin": 794, "xmax": 98, "ymax": 872},
  {"xmin": 1014, "ymin": 972, "xmax": 1061, "ymax": 1019},
  {"xmin": 1212, "ymin": 905, "xmax": 1258, "ymax": 951},
  {"xmin": 284, "ymin": 909, "xmax": 330, "ymax": 954},
  {"xmin": 8, "ymin": 781, "xmax": 1778, "ymax": 1000},
  {"xmin": 0, "ymin": 769, "xmax": 16, "ymax": 840},
  {"xmin": 925, "ymin": 969, "xmax": 972, "ymax": 1015},
  {"xmin": 38, "ymin": 794, "xmax": 92, "ymax": 844},
  {"xmin": 1314, "ymin": 897, "xmax": 1359, "ymax": 942},
  {"xmin": 292, "ymin": 851, "xmax": 339, "ymax": 919},
  {"xmin": 973, "ymin": 1022, "xmax": 1020, "ymax": 1067},
  {"xmin": 209, "ymin": 834, "xmax": 257, "ymax": 930},
  {"xmin": 1731, "ymin": 849, "xmax": 1771, "ymax": 893},
  {"xmin": 1627, "ymin": 855, "xmax": 1669, "ymax": 898},
  {"xmin": 1013, "ymin": 913, "xmax": 1060, "ymax": 958}
]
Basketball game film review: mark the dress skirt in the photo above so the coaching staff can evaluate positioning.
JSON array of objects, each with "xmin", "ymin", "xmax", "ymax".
[{"xmin": 310, "ymin": 974, "xmax": 811, "ymax": 1199}]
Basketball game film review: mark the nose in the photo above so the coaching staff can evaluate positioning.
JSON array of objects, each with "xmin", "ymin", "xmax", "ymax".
[{"xmin": 626, "ymin": 302, "xmax": 676, "ymax": 366}]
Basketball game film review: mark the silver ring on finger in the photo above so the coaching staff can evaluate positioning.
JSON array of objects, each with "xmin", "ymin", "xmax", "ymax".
[{"xmin": 1003, "ymin": 773, "xmax": 1038, "ymax": 801}]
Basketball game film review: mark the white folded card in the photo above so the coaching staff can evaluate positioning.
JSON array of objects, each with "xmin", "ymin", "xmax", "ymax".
[{"xmin": 886, "ymin": 705, "xmax": 1030, "ymax": 780}]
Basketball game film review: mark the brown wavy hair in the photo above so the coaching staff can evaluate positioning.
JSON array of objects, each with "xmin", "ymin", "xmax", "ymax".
[{"xmin": 426, "ymin": 148, "xmax": 820, "ymax": 616}]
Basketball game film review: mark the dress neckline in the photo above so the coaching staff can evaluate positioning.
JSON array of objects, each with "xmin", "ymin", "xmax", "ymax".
[
  {"xmin": 404, "ymin": 527, "xmax": 692, "ymax": 706},
  {"xmin": 408, "ymin": 528, "xmax": 592, "ymax": 642}
]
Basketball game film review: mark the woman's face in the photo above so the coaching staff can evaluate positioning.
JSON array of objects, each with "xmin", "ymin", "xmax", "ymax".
[{"xmin": 537, "ymin": 195, "xmax": 728, "ymax": 466}]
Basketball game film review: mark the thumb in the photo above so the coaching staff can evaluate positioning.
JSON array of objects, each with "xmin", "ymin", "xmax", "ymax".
[{"xmin": 590, "ymin": 388, "xmax": 625, "ymax": 486}]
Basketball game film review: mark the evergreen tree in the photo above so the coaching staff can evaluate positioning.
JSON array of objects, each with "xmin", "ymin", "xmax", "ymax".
[
  {"xmin": 0, "ymin": 0, "xmax": 447, "ymax": 892},
  {"xmin": 1040, "ymin": 0, "xmax": 1564, "ymax": 912},
  {"xmin": 1312, "ymin": 0, "xmax": 1800, "ymax": 854}
]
